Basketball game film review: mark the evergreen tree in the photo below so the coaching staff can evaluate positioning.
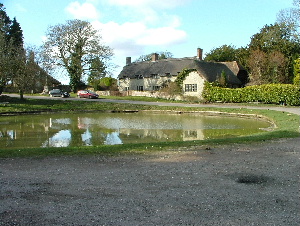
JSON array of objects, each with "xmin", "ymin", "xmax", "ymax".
[
  {"xmin": 87, "ymin": 57, "xmax": 106, "ymax": 90},
  {"xmin": 0, "ymin": 3, "xmax": 10, "ymax": 34},
  {"xmin": 8, "ymin": 17, "xmax": 24, "ymax": 48},
  {"xmin": 0, "ymin": 3, "xmax": 12, "ymax": 94}
]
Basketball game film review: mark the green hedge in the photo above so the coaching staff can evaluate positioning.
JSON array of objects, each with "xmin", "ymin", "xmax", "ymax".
[{"xmin": 202, "ymin": 83, "xmax": 300, "ymax": 106}]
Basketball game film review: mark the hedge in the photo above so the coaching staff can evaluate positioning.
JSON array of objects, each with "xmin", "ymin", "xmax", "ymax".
[{"xmin": 202, "ymin": 83, "xmax": 300, "ymax": 106}]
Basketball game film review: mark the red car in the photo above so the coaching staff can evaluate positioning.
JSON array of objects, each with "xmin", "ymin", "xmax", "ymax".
[{"xmin": 77, "ymin": 90, "xmax": 99, "ymax": 99}]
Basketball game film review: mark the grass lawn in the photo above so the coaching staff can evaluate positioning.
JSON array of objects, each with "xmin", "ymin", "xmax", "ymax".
[{"xmin": 0, "ymin": 95, "xmax": 299, "ymax": 158}]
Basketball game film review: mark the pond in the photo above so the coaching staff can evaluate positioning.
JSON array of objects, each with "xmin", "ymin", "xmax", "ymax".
[{"xmin": 0, "ymin": 112, "xmax": 272, "ymax": 149}]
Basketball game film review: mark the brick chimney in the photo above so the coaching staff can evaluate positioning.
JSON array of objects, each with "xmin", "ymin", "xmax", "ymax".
[
  {"xmin": 126, "ymin": 57, "xmax": 131, "ymax": 65},
  {"xmin": 152, "ymin": 53, "xmax": 159, "ymax": 62},
  {"xmin": 197, "ymin": 48, "xmax": 203, "ymax": 60}
]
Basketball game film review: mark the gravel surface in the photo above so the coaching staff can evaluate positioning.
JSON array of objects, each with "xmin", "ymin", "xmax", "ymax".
[{"xmin": 1, "ymin": 137, "xmax": 299, "ymax": 226}]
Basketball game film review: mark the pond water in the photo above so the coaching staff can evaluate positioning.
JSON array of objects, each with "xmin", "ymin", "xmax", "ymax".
[{"xmin": 0, "ymin": 112, "xmax": 271, "ymax": 149}]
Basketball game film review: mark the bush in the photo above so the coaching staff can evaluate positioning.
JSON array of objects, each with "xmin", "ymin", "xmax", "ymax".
[
  {"xmin": 202, "ymin": 82, "xmax": 300, "ymax": 106},
  {"xmin": 294, "ymin": 58, "xmax": 300, "ymax": 86}
]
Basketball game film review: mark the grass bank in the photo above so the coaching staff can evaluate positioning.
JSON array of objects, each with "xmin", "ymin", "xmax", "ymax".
[{"xmin": 0, "ymin": 95, "xmax": 299, "ymax": 158}]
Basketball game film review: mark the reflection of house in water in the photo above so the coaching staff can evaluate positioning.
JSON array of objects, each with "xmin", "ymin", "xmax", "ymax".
[
  {"xmin": 183, "ymin": 129, "xmax": 205, "ymax": 141},
  {"xmin": 119, "ymin": 128, "xmax": 174, "ymax": 143},
  {"xmin": 117, "ymin": 128, "xmax": 205, "ymax": 143},
  {"xmin": 75, "ymin": 114, "xmax": 208, "ymax": 144}
]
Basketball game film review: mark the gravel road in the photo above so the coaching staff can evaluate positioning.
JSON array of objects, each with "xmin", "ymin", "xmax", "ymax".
[
  {"xmin": 1, "ymin": 137, "xmax": 299, "ymax": 226},
  {"xmin": 1, "ymin": 94, "xmax": 300, "ymax": 225}
]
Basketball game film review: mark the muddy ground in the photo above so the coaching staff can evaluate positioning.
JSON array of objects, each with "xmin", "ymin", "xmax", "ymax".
[{"xmin": 0, "ymin": 137, "xmax": 299, "ymax": 226}]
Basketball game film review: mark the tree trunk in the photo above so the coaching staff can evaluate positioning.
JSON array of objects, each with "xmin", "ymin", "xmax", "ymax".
[{"xmin": 19, "ymin": 89, "xmax": 24, "ymax": 100}]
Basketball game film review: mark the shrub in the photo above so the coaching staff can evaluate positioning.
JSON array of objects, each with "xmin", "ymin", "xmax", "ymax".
[
  {"xmin": 202, "ymin": 82, "xmax": 300, "ymax": 106},
  {"xmin": 294, "ymin": 58, "xmax": 300, "ymax": 86}
]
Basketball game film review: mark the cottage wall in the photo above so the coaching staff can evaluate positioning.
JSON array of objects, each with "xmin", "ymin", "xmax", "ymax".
[
  {"xmin": 118, "ymin": 76, "xmax": 176, "ymax": 92},
  {"xmin": 182, "ymin": 71, "xmax": 205, "ymax": 98},
  {"xmin": 118, "ymin": 78, "xmax": 130, "ymax": 91}
]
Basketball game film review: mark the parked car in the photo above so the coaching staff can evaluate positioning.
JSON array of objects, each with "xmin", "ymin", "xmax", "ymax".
[
  {"xmin": 77, "ymin": 90, "xmax": 99, "ymax": 99},
  {"xmin": 61, "ymin": 91, "xmax": 70, "ymax": 98},
  {"xmin": 49, "ymin": 89, "xmax": 70, "ymax": 98}
]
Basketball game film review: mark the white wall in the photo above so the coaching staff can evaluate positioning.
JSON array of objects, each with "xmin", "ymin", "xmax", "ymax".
[
  {"xmin": 118, "ymin": 71, "xmax": 206, "ymax": 99},
  {"xmin": 182, "ymin": 71, "xmax": 205, "ymax": 98}
]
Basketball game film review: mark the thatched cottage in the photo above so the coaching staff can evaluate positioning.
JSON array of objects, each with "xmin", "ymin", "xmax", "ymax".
[{"xmin": 118, "ymin": 48, "xmax": 248, "ymax": 98}]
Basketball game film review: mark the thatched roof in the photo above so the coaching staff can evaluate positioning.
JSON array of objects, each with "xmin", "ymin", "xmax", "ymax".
[{"xmin": 118, "ymin": 58, "xmax": 243, "ymax": 85}]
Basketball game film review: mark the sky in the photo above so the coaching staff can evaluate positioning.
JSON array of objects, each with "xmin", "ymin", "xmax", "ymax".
[{"xmin": 3, "ymin": 0, "xmax": 295, "ymax": 84}]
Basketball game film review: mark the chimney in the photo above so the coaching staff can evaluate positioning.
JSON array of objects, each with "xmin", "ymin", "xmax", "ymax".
[
  {"xmin": 197, "ymin": 48, "xmax": 203, "ymax": 60},
  {"xmin": 126, "ymin": 57, "xmax": 131, "ymax": 65},
  {"xmin": 152, "ymin": 53, "xmax": 159, "ymax": 62}
]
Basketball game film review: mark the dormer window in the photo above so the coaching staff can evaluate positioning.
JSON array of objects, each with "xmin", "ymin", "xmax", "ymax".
[
  {"xmin": 135, "ymin": 75, "xmax": 143, "ymax": 79},
  {"xmin": 151, "ymin": 74, "xmax": 158, "ymax": 79}
]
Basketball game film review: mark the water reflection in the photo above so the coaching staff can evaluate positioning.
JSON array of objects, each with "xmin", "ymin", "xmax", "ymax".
[
  {"xmin": 0, "ymin": 112, "xmax": 271, "ymax": 149},
  {"xmin": 42, "ymin": 129, "xmax": 71, "ymax": 147},
  {"xmin": 81, "ymin": 128, "xmax": 92, "ymax": 146},
  {"xmin": 105, "ymin": 131, "xmax": 123, "ymax": 145}
]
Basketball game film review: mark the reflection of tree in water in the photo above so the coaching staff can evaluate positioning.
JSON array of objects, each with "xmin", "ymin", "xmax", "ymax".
[
  {"xmin": 104, "ymin": 132, "xmax": 122, "ymax": 145},
  {"xmin": 0, "ymin": 118, "xmax": 51, "ymax": 149},
  {"xmin": 42, "ymin": 130, "xmax": 71, "ymax": 147}
]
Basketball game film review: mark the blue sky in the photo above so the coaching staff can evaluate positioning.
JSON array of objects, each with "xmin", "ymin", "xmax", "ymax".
[{"xmin": 3, "ymin": 0, "xmax": 294, "ymax": 83}]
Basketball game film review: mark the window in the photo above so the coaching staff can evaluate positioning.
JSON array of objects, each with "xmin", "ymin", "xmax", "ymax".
[
  {"xmin": 151, "ymin": 74, "xmax": 159, "ymax": 79},
  {"xmin": 185, "ymin": 84, "xmax": 197, "ymax": 92},
  {"xmin": 184, "ymin": 130, "xmax": 198, "ymax": 138},
  {"xmin": 137, "ymin": 86, "xmax": 143, "ymax": 91},
  {"xmin": 152, "ymin": 86, "xmax": 160, "ymax": 91}
]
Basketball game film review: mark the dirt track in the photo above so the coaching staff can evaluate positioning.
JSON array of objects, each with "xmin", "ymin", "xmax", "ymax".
[{"xmin": 1, "ymin": 137, "xmax": 299, "ymax": 226}]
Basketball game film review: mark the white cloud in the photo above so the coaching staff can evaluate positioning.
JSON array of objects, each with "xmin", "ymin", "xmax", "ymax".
[
  {"xmin": 15, "ymin": 3, "xmax": 27, "ymax": 12},
  {"xmin": 65, "ymin": 1, "xmax": 100, "ymax": 20},
  {"xmin": 108, "ymin": 0, "xmax": 189, "ymax": 9},
  {"xmin": 137, "ymin": 27, "xmax": 187, "ymax": 46},
  {"xmin": 64, "ymin": 0, "xmax": 189, "ymax": 70},
  {"xmin": 106, "ymin": 0, "xmax": 190, "ymax": 26},
  {"xmin": 92, "ymin": 20, "xmax": 187, "ymax": 57}
]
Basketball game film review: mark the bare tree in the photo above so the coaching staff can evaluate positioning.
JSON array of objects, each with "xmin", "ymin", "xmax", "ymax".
[
  {"xmin": 248, "ymin": 49, "xmax": 287, "ymax": 84},
  {"xmin": 42, "ymin": 19, "xmax": 113, "ymax": 92}
]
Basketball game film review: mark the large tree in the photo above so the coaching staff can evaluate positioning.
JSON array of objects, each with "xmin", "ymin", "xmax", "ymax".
[
  {"xmin": 204, "ymin": 45, "xmax": 239, "ymax": 62},
  {"xmin": 1, "ymin": 3, "xmax": 27, "ymax": 98},
  {"xmin": 42, "ymin": 19, "xmax": 113, "ymax": 92},
  {"xmin": 8, "ymin": 17, "xmax": 24, "ymax": 47},
  {"xmin": 134, "ymin": 51, "xmax": 173, "ymax": 63},
  {"xmin": 247, "ymin": 23, "xmax": 300, "ymax": 84},
  {"xmin": 277, "ymin": 0, "xmax": 300, "ymax": 36},
  {"xmin": 0, "ymin": 29, "xmax": 10, "ymax": 95},
  {"xmin": 0, "ymin": 3, "xmax": 12, "ymax": 94},
  {"xmin": 8, "ymin": 16, "xmax": 27, "ymax": 99}
]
